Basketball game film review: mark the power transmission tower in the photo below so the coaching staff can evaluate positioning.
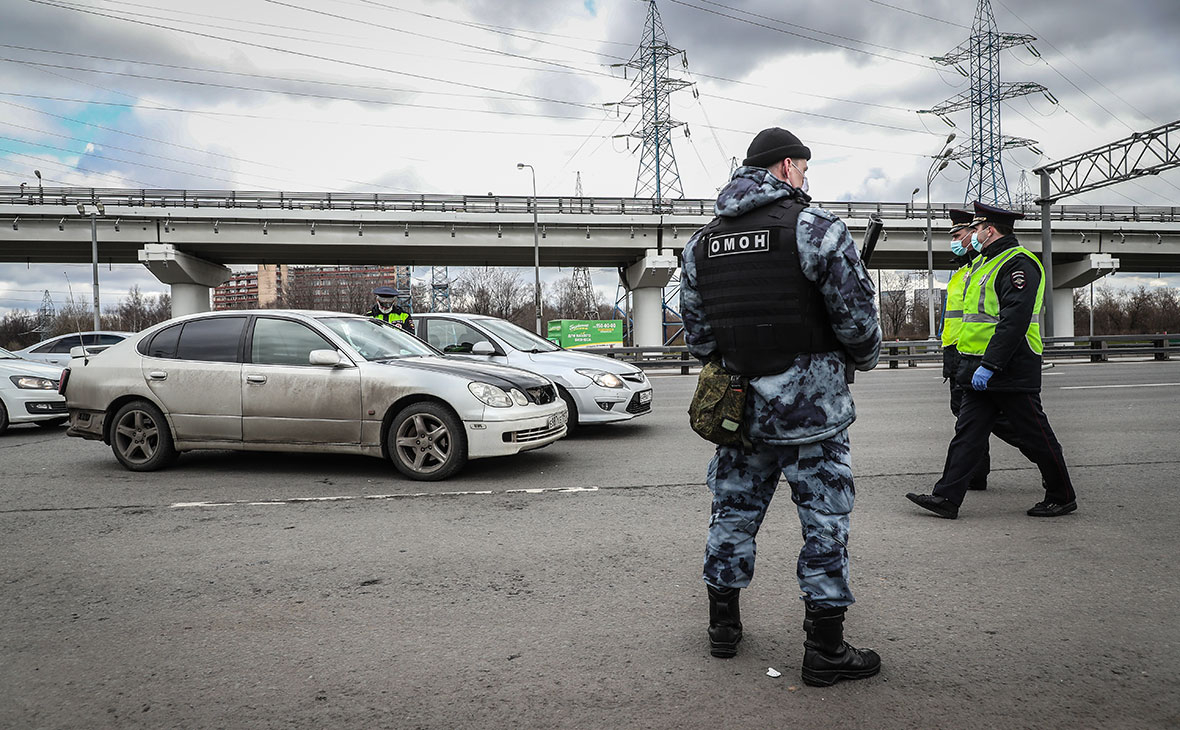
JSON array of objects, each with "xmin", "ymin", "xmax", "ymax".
[
  {"xmin": 394, "ymin": 266, "xmax": 413, "ymax": 312},
  {"xmin": 570, "ymin": 171, "xmax": 597, "ymax": 319},
  {"xmin": 609, "ymin": 0, "xmax": 692, "ymax": 201},
  {"xmin": 34, "ymin": 290, "xmax": 55, "ymax": 334},
  {"xmin": 1015, "ymin": 169, "xmax": 1034, "ymax": 207},
  {"xmin": 430, "ymin": 266, "xmax": 451, "ymax": 312},
  {"xmin": 921, "ymin": 0, "xmax": 1054, "ymax": 205}
]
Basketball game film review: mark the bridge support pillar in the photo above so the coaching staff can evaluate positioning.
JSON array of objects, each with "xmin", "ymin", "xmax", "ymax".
[
  {"xmin": 138, "ymin": 243, "xmax": 232, "ymax": 318},
  {"xmin": 1048, "ymin": 254, "xmax": 1119, "ymax": 339},
  {"xmin": 622, "ymin": 249, "xmax": 678, "ymax": 347}
]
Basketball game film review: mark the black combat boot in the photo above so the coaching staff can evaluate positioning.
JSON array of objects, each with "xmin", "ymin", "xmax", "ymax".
[
  {"xmin": 801, "ymin": 605, "xmax": 881, "ymax": 686},
  {"xmin": 706, "ymin": 584, "xmax": 742, "ymax": 658}
]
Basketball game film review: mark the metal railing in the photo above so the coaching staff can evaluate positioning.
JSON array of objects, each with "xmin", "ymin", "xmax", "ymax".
[
  {"xmin": 2, "ymin": 186, "xmax": 1177, "ymax": 223},
  {"xmin": 585, "ymin": 335, "xmax": 1177, "ymax": 372}
]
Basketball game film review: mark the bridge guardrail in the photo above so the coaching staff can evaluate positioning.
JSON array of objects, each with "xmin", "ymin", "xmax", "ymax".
[
  {"xmin": 585, "ymin": 335, "xmax": 1177, "ymax": 372},
  {"xmin": 2, "ymin": 187, "xmax": 1177, "ymax": 223}
]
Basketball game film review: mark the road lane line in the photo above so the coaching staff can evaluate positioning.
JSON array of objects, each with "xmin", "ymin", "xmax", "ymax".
[
  {"xmin": 1059, "ymin": 382, "xmax": 1180, "ymax": 390},
  {"xmin": 169, "ymin": 485, "xmax": 599, "ymax": 509}
]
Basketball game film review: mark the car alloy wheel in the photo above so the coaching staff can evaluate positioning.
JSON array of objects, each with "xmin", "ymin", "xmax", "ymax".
[
  {"xmin": 111, "ymin": 400, "xmax": 177, "ymax": 472},
  {"xmin": 389, "ymin": 402, "xmax": 467, "ymax": 481}
]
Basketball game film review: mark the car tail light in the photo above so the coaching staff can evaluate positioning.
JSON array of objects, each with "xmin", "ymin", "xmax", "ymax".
[{"xmin": 58, "ymin": 368, "xmax": 70, "ymax": 396}]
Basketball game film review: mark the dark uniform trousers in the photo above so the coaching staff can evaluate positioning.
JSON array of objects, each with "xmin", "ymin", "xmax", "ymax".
[
  {"xmin": 934, "ymin": 388, "xmax": 1075, "ymax": 507},
  {"xmin": 948, "ymin": 382, "xmax": 1024, "ymax": 489}
]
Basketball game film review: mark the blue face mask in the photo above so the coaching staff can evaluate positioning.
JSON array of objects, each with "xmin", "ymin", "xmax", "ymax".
[
  {"xmin": 951, "ymin": 239, "xmax": 968, "ymax": 257},
  {"xmin": 969, "ymin": 232, "xmax": 982, "ymax": 252}
]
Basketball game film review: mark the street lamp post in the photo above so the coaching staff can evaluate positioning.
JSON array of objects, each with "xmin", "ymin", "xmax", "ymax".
[
  {"xmin": 924, "ymin": 133, "xmax": 956, "ymax": 340},
  {"xmin": 516, "ymin": 163, "xmax": 542, "ymax": 336},
  {"xmin": 34, "ymin": 169, "xmax": 43, "ymax": 204},
  {"xmin": 77, "ymin": 202, "xmax": 105, "ymax": 331}
]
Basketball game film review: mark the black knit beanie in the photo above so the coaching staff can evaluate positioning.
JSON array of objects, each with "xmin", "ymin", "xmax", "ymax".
[{"xmin": 743, "ymin": 127, "xmax": 811, "ymax": 167}]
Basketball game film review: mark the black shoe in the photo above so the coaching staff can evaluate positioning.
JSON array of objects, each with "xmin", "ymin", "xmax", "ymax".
[
  {"xmin": 801, "ymin": 606, "xmax": 881, "ymax": 687},
  {"xmin": 706, "ymin": 584, "xmax": 742, "ymax": 658},
  {"xmin": 1027, "ymin": 500, "xmax": 1077, "ymax": 517},
  {"xmin": 905, "ymin": 493, "xmax": 958, "ymax": 519}
]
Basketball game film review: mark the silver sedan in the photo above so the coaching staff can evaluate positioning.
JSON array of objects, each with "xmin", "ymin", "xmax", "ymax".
[{"xmin": 62, "ymin": 311, "xmax": 568, "ymax": 480}]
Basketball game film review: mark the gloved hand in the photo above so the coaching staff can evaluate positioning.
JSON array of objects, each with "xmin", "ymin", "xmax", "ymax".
[{"xmin": 971, "ymin": 366, "xmax": 994, "ymax": 391}]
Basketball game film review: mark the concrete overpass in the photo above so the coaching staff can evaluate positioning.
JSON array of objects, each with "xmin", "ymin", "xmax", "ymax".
[{"xmin": 3, "ymin": 186, "xmax": 1179, "ymax": 343}]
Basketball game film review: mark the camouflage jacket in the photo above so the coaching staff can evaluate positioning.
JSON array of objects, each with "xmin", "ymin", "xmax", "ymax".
[{"xmin": 680, "ymin": 166, "xmax": 882, "ymax": 445}]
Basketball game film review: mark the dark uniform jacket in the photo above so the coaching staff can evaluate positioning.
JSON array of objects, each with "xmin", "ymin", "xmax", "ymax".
[{"xmin": 954, "ymin": 235, "xmax": 1043, "ymax": 392}]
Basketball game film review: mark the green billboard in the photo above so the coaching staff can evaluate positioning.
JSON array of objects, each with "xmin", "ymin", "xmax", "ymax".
[{"xmin": 546, "ymin": 319, "xmax": 624, "ymax": 349}]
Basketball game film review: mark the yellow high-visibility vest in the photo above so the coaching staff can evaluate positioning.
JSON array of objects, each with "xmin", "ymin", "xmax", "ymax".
[
  {"xmin": 371, "ymin": 311, "xmax": 410, "ymax": 326},
  {"xmin": 958, "ymin": 245, "xmax": 1045, "ymax": 357},
  {"xmin": 941, "ymin": 262, "xmax": 972, "ymax": 347}
]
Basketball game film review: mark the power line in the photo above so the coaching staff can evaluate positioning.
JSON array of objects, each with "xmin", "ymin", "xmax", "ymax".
[
  {"xmin": 664, "ymin": 0, "xmax": 938, "ymax": 69},
  {"xmin": 0, "ymin": 146, "xmax": 162, "ymax": 187},
  {"xmin": 865, "ymin": 0, "xmax": 970, "ymax": 29}
]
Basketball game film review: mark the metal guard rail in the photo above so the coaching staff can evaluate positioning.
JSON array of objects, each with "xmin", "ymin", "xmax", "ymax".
[
  {"xmin": 2, "ymin": 186, "xmax": 1177, "ymax": 223},
  {"xmin": 584, "ymin": 335, "xmax": 1178, "ymax": 373}
]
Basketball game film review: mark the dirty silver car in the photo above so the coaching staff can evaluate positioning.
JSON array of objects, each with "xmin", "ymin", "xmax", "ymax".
[{"xmin": 62, "ymin": 311, "xmax": 567, "ymax": 480}]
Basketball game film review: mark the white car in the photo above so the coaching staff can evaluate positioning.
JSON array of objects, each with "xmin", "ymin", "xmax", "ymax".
[
  {"xmin": 14, "ymin": 331, "xmax": 133, "ymax": 367},
  {"xmin": 0, "ymin": 347, "xmax": 68, "ymax": 433},
  {"xmin": 415, "ymin": 313, "xmax": 653, "ymax": 429},
  {"xmin": 61, "ymin": 311, "xmax": 567, "ymax": 480}
]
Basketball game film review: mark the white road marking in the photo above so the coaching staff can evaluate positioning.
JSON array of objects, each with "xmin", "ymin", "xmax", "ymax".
[
  {"xmin": 170, "ymin": 485, "xmax": 598, "ymax": 509},
  {"xmin": 1059, "ymin": 382, "xmax": 1180, "ymax": 390}
]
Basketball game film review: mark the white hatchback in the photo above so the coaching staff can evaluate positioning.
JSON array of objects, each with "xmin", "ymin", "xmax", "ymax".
[
  {"xmin": 415, "ymin": 313, "xmax": 653, "ymax": 429},
  {"xmin": 0, "ymin": 347, "xmax": 67, "ymax": 433}
]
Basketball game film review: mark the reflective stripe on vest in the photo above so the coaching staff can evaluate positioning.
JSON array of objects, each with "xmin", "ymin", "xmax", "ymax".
[
  {"xmin": 957, "ymin": 245, "xmax": 1045, "ymax": 357},
  {"xmin": 940, "ymin": 263, "xmax": 972, "ymax": 347},
  {"xmin": 372, "ymin": 311, "xmax": 408, "ymax": 324}
]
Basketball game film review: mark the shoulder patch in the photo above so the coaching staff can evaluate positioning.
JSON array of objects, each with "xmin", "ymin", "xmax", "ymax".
[{"xmin": 1011, "ymin": 270, "xmax": 1026, "ymax": 289}]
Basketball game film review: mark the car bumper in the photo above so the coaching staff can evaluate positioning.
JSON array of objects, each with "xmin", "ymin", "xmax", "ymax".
[
  {"xmin": 569, "ymin": 385, "xmax": 653, "ymax": 424},
  {"xmin": 2, "ymin": 390, "xmax": 68, "ymax": 425},
  {"xmin": 66, "ymin": 408, "xmax": 107, "ymax": 441},
  {"xmin": 465, "ymin": 404, "xmax": 568, "ymax": 458}
]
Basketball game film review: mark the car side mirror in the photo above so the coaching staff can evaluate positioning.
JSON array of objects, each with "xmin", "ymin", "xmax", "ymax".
[
  {"xmin": 309, "ymin": 349, "xmax": 345, "ymax": 367},
  {"xmin": 471, "ymin": 341, "xmax": 496, "ymax": 356},
  {"xmin": 70, "ymin": 346, "xmax": 87, "ymax": 359}
]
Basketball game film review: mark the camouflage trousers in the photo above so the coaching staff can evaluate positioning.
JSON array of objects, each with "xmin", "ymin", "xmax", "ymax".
[{"xmin": 703, "ymin": 429, "xmax": 856, "ymax": 608}]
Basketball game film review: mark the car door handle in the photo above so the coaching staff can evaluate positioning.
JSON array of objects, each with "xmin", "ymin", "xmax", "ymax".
[
  {"xmin": 148, "ymin": 371, "xmax": 167, "ymax": 381},
  {"xmin": 246, "ymin": 374, "xmax": 267, "ymax": 384}
]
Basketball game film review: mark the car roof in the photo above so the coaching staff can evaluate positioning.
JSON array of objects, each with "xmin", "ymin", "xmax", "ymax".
[{"xmin": 418, "ymin": 312, "xmax": 489, "ymax": 321}]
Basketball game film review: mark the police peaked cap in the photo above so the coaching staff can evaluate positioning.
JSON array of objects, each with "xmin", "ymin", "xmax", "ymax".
[
  {"xmin": 373, "ymin": 286, "xmax": 399, "ymax": 297},
  {"xmin": 948, "ymin": 207, "xmax": 974, "ymax": 233},
  {"xmin": 743, "ymin": 127, "xmax": 811, "ymax": 167},
  {"xmin": 971, "ymin": 201, "xmax": 1024, "ymax": 228}
]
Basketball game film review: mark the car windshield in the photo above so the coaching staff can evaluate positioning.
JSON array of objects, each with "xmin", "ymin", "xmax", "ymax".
[
  {"xmin": 319, "ymin": 316, "xmax": 440, "ymax": 361},
  {"xmin": 475, "ymin": 318, "xmax": 560, "ymax": 353}
]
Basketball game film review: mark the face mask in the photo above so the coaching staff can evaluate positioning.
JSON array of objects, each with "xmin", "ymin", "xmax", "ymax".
[
  {"xmin": 789, "ymin": 160, "xmax": 809, "ymax": 194},
  {"xmin": 951, "ymin": 239, "xmax": 968, "ymax": 257},
  {"xmin": 969, "ymin": 232, "xmax": 983, "ymax": 252}
]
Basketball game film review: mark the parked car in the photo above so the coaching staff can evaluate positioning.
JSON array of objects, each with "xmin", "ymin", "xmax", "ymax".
[
  {"xmin": 62, "ymin": 311, "xmax": 567, "ymax": 480},
  {"xmin": 0, "ymin": 347, "xmax": 68, "ymax": 433},
  {"xmin": 15, "ymin": 331, "xmax": 133, "ymax": 367},
  {"xmin": 415, "ymin": 313, "xmax": 652, "ymax": 429}
]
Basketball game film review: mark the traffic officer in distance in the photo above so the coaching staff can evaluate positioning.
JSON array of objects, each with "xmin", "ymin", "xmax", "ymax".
[
  {"xmin": 366, "ymin": 286, "xmax": 415, "ymax": 335},
  {"xmin": 942, "ymin": 207, "xmax": 1022, "ymax": 491},
  {"xmin": 907, "ymin": 201, "xmax": 1077, "ymax": 519},
  {"xmin": 680, "ymin": 127, "xmax": 883, "ymax": 687}
]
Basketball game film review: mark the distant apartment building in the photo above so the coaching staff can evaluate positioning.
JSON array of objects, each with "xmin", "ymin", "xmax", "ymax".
[{"xmin": 212, "ymin": 264, "xmax": 406, "ymax": 311}]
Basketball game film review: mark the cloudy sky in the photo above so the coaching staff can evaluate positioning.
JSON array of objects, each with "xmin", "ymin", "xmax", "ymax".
[{"xmin": 2, "ymin": 0, "xmax": 1178, "ymax": 315}]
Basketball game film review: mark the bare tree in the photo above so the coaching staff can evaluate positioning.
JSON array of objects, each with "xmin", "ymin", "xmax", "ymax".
[
  {"xmin": 877, "ymin": 270, "xmax": 921, "ymax": 340},
  {"xmin": 453, "ymin": 267, "xmax": 531, "ymax": 325},
  {"xmin": 544, "ymin": 274, "xmax": 607, "ymax": 322}
]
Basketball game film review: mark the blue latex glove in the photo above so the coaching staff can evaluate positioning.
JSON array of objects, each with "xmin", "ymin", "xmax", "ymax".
[{"xmin": 971, "ymin": 366, "xmax": 994, "ymax": 391}]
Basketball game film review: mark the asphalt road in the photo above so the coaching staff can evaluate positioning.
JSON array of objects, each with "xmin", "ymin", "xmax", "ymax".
[{"xmin": 3, "ymin": 360, "xmax": 1179, "ymax": 729}]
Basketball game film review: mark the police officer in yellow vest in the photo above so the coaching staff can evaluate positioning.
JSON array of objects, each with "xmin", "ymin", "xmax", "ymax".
[
  {"xmin": 366, "ymin": 286, "xmax": 415, "ymax": 335},
  {"xmin": 942, "ymin": 208, "xmax": 1023, "ymax": 491},
  {"xmin": 908, "ymin": 201, "xmax": 1077, "ymax": 519}
]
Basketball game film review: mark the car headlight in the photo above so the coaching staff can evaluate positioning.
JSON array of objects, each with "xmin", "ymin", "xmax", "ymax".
[
  {"xmin": 468, "ymin": 381, "xmax": 513, "ymax": 407},
  {"xmin": 509, "ymin": 388, "xmax": 529, "ymax": 406},
  {"xmin": 10, "ymin": 375, "xmax": 58, "ymax": 390},
  {"xmin": 575, "ymin": 368, "xmax": 624, "ymax": 388}
]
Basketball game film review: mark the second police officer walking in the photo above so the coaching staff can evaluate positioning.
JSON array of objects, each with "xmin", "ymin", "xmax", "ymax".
[
  {"xmin": 908, "ymin": 201, "xmax": 1078, "ymax": 519},
  {"xmin": 680, "ymin": 127, "xmax": 883, "ymax": 686}
]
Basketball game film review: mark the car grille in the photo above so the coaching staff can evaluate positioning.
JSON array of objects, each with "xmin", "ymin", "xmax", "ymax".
[
  {"xmin": 621, "ymin": 372, "xmax": 646, "ymax": 384},
  {"xmin": 503, "ymin": 423, "xmax": 565, "ymax": 443},
  {"xmin": 526, "ymin": 385, "xmax": 557, "ymax": 405},
  {"xmin": 625, "ymin": 392, "xmax": 652, "ymax": 415}
]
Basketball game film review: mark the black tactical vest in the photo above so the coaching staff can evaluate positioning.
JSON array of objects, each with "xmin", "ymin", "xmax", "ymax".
[{"xmin": 691, "ymin": 196, "xmax": 840, "ymax": 376}]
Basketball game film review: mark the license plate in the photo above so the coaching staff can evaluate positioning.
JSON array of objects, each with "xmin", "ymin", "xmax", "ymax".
[
  {"xmin": 548, "ymin": 411, "xmax": 567, "ymax": 429},
  {"xmin": 638, "ymin": 390, "xmax": 652, "ymax": 404}
]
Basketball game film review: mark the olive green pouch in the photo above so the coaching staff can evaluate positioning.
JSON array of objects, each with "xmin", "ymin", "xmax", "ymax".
[{"xmin": 688, "ymin": 360, "xmax": 748, "ymax": 447}]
